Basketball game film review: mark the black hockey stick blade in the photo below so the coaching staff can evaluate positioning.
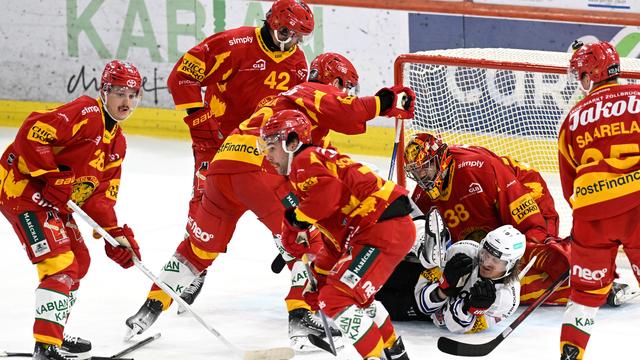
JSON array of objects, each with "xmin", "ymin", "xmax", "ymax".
[
  {"xmin": 437, "ymin": 269, "xmax": 570, "ymax": 357},
  {"xmin": 111, "ymin": 333, "xmax": 161, "ymax": 358},
  {"xmin": 307, "ymin": 334, "xmax": 337, "ymax": 356},
  {"xmin": 438, "ymin": 333, "xmax": 504, "ymax": 357},
  {"xmin": 271, "ymin": 254, "xmax": 286, "ymax": 274}
]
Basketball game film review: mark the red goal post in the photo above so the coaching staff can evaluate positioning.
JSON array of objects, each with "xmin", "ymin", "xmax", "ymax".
[{"xmin": 392, "ymin": 48, "xmax": 640, "ymax": 235}]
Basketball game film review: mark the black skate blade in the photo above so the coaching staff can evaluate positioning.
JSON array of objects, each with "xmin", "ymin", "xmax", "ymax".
[
  {"xmin": 307, "ymin": 334, "xmax": 337, "ymax": 356},
  {"xmin": 90, "ymin": 357, "xmax": 133, "ymax": 360}
]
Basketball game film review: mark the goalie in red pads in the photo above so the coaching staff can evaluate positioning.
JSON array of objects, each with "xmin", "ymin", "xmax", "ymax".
[
  {"xmin": 558, "ymin": 40, "xmax": 640, "ymax": 360},
  {"xmin": 0, "ymin": 60, "xmax": 143, "ymax": 360},
  {"xmin": 261, "ymin": 109, "xmax": 414, "ymax": 360}
]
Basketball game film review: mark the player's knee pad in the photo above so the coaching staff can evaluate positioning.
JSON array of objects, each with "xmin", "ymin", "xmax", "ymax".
[
  {"xmin": 36, "ymin": 251, "xmax": 79, "ymax": 283},
  {"xmin": 177, "ymin": 237, "xmax": 218, "ymax": 271}
]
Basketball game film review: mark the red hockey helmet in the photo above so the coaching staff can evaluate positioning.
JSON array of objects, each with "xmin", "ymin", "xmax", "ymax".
[
  {"xmin": 260, "ymin": 109, "xmax": 312, "ymax": 151},
  {"xmin": 310, "ymin": 52, "xmax": 359, "ymax": 94},
  {"xmin": 266, "ymin": 0, "xmax": 314, "ymax": 36},
  {"xmin": 100, "ymin": 60, "xmax": 142, "ymax": 93},
  {"xmin": 404, "ymin": 132, "xmax": 453, "ymax": 199},
  {"xmin": 569, "ymin": 40, "xmax": 620, "ymax": 85}
]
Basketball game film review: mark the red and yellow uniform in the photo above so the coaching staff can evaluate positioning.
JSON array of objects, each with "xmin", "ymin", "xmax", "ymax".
[
  {"xmin": 412, "ymin": 146, "xmax": 569, "ymax": 304},
  {"xmin": 148, "ymin": 82, "xmax": 381, "ymax": 312},
  {"xmin": 558, "ymin": 83, "xmax": 640, "ymax": 307},
  {"xmin": 289, "ymin": 146, "xmax": 414, "ymax": 359},
  {"xmin": 0, "ymin": 96, "xmax": 125, "ymax": 346}
]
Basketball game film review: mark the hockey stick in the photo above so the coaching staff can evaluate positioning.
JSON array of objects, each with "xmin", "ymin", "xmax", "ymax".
[
  {"xmin": 387, "ymin": 118, "xmax": 404, "ymax": 181},
  {"xmin": 301, "ymin": 254, "xmax": 338, "ymax": 356},
  {"xmin": 437, "ymin": 269, "xmax": 570, "ymax": 357},
  {"xmin": 271, "ymin": 254, "xmax": 286, "ymax": 274},
  {"xmin": 111, "ymin": 333, "xmax": 161, "ymax": 358},
  {"xmin": 67, "ymin": 201, "xmax": 294, "ymax": 360}
]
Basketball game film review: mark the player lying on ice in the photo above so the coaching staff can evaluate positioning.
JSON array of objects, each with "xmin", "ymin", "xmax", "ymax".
[
  {"xmin": 124, "ymin": 52, "xmax": 416, "ymax": 352},
  {"xmin": 0, "ymin": 60, "xmax": 143, "ymax": 360},
  {"xmin": 260, "ymin": 109, "xmax": 414, "ymax": 359},
  {"xmin": 376, "ymin": 133, "xmax": 631, "ymax": 325}
]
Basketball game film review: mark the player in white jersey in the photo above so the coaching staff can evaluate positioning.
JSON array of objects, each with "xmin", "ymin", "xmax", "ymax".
[{"xmin": 414, "ymin": 225, "xmax": 525, "ymax": 333}]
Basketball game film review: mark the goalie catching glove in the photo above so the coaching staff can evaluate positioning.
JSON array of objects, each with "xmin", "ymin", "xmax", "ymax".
[
  {"xmin": 281, "ymin": 208, "xmax": 322, "ymax": 259},
  {"xmin": 104, "ymin": 225, "xmax": 141, "ymax": 269},
  {"xmin": 376, "ymin": 85, "xmax": 415, "ymax": 119}
]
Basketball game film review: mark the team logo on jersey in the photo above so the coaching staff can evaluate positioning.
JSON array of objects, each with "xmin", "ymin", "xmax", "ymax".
[
  {"xmin": 71, "ymin": 176, "xmax": 99, "ymax": 206},
  {"xmin": 468, "ymin": 182, "xmax": 483, "ymax": 195},
  {"xmin": 297, "ymin": 176, "xmax": 318, "ymax": 192},
  {"xmin": 27, "ymin": 121, "xmax": 57, "ymax": 145}
]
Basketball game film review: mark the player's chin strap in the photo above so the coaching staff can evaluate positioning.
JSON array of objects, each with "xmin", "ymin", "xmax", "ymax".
[
  {"xmin": 66, "ymin": 200, "xmax": 295, "ymax": 360},
  {"xmin": 273, "ymin": 29, "xmax": 294, "ymax": 51},
  {"xmin": 282, "ymin": 139, "xmax": 303, "ymax": 176}
]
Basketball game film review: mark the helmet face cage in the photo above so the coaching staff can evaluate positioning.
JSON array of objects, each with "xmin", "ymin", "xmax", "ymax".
[
  {"xmin": 309, "ymin": 53, "xmax": 359, "ymax": 95},
  {"xmin": 569, "ymin": 41, "xmax": 620, "ymax": 91},
  {"xmin": 404, "ymin": 134, "xmax": 451, "ymax": 198}
]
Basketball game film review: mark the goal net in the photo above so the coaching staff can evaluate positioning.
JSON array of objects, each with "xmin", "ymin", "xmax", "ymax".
[{"xmin": 394, "ymin": 48, "xmax": 640, "ymax": 236}]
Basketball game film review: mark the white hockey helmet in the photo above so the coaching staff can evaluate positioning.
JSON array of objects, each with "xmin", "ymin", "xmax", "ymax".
[{"xmin": 479, "ymin": 225, "xmax": 526, "ymax": 278}]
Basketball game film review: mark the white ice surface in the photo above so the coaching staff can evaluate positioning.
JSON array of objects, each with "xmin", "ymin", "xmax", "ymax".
[{"xmin": 0, "ymin": 127, "xmax": 637, "ymax": 359}]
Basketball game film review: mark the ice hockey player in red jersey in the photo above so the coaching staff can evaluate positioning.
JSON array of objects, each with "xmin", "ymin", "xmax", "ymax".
[
  {"xmin": 124, "ymin": 52, "xmax": 415, "ymax": 351},
  {"xmin": 0, "ymin": 60, "xmax": 143, "ymax": 360},
  {"xmin": 415, "ymin": 225, "xmax": 526, "ymax": 333},
  {"xmin": 164, "ymin": 0, "xmax": 314, "ymax": 312},
  {"xmin": 558, "ymin": 40, "xmax": 640, "ymax": 360},
  {"xmin": 261, "ymin": 109, "xmax": 414, "ymax": 359}
]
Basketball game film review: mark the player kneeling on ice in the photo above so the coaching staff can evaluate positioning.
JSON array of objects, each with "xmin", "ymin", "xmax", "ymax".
[
  {"xmin": 259, "ymin": 109, "xmax": 414, "ymax": 359},
  {"xmin": 414, "ymin": 225, "xmax": 526, "ymax": 334},
  {"xmin": 0, "ymin": 60, "xmax": 143, "ymax": 360}
]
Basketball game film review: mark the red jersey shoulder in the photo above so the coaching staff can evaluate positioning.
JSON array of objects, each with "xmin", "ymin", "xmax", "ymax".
[
  {"xmin": 450, "ymin": 146, "xmax": 498, "ymax": 176},
  {"xmin": 220, "ymin": 26, "xmax": 259, "ymax": 50}
]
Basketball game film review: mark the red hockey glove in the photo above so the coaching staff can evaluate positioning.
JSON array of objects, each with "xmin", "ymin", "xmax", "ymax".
[
  {"xmin": 439, "ymin": 253, "xmax": 473, "ymax": 297},
  {"xmin": 302, "ymin": 263, "xmax": 327, "ymax": 310},
  {"xmin": 104, "ymin": 225, "xmax": 141, "ymax": 269},
  {"xmin": 376, "ymin": 85, "xmax": 416, "ymax": 119},
  {"xmin": 281, "ymin": 208, "xmax": 314, "ymax": 259},
  {"xmin": 463, "ymin": 278, "xmax": 497, "ymax": 315},
  {"xmin": 183, "ymin": 107, "xmax": 219, "ymax": 146},
  {"xmin": 41, "ymin": 169, "xmax": 75, "ymax": 214}
]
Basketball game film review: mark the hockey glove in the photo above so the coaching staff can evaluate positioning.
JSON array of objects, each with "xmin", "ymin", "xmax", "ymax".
[
  {"xmin": 463, "ymin": 278, "xmax": 497, "ymax": 315},
  {"xmin": 183, "ymin": 107, "xmax": 219, "ymax": 146},
  {"xmin": 376, "ymin": 85, "xmax": 415, "ymax": 119},
  {"xmin": 281, "ymin": 208, "xmax": 313, "ymax": 259},
  {"xmin": 439, "ymin": 253, "xmax": 474, "ymax": 297},
  {"xmin": 104, "ymin": 225, "xmax": 141, "ymax": 269},
  {"xmin": 41, "ymin": 169, "xmax": 75, "ymax": 213}
]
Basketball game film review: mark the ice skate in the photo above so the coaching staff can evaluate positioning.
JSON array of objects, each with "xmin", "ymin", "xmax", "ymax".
[
  {"xmin": 177, "ymin": 270, "xmax": 207, "ymax": 315},
  {"xmin": 59, "ymin": 335, "xmax": 92, "ymax": 359},
  {"xmin": 384, "ymin": 336, "xmax": 409, "ymax": 360},
  {"xmin": 33, "ymin": 343, "xmax": 71, "ymax": 360},
  {"xmin": 607, "ymin": 282, "xmax": 635, "ymax": 307},
  {"xmin": 288, "ymin": 308, "xmax": 343, "ymax": 352},
  {"xmin": 125, "ymin": 298, "xmax": 163, "ymax": 340}
]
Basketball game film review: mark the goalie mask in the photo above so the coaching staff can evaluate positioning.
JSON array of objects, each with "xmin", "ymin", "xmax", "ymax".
[
  {"xmin": 404, "ymin": 133, "xmax": 453, "ymax": 200},
  {"xmin": 266, "ymin": 0, "xmax": 314, "ymax": 51},
  {"xmin": 309, "ymin": 52, "xmax": 360, "ymax": 96},
  {"xmin": 100, "ymin": 60, "xmax": 143, "ymax": 121},
  {"xmin": 569, "ymin": 40, "xmax": 620, "ymax": 93},
  {"xmin": 259, "ymin": 109, "xmax": 312, "ymax": 175},
  {"xmin": 478, "ymin": 225, "xmax": 526, "ymax": 280}
]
